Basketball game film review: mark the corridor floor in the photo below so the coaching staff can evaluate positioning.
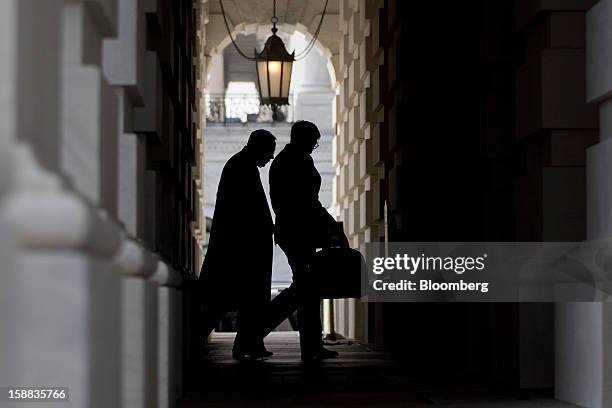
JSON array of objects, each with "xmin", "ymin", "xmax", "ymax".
[{"xmin": 179, "ymin": 332, "xmax": 579, "ymax": 408}]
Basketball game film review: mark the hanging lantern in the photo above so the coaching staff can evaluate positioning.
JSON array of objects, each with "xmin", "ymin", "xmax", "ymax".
[
  {"xmin": 220, "ymin": 0, "xmax": 329, "ymax": 121},
  {"xmin": 254, "ymin": 17, "xmax": 294, "ymax": 121}
]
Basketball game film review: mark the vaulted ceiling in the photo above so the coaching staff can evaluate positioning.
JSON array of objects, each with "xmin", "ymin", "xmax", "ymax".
[{"xmin": 204, "ymin": 0, "xmax": 341, "ymax": 74}]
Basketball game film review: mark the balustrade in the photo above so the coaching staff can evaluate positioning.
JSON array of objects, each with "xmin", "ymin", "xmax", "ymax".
[{"xmin": 205, "ymin": 93, "xmax": 296, "ymax": 124}]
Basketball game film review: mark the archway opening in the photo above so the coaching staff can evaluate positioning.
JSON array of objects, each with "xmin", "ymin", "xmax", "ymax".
[{"xmin": 202, "ymin": 27, "xmax": 337, "ymax": 331}]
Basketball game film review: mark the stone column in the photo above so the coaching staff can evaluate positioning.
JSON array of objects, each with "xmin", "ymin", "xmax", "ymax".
[
  {"xmin": 112, "ymin": 237, "xmax": 159, "ymax": 408},
  {"xmin": 0, "ymin": 1, "xmax": 124, "ymax": 407},
  {"xmin": 0, "ymin": 146, "xmax": 123, "ymax": 408},
  {"xmin": 152, "ymin": 262, "xmax": 182, "ymax": 408},
  {"xmin": 556, "ymin": 1, "xmax": 612, "ymax": 406}
]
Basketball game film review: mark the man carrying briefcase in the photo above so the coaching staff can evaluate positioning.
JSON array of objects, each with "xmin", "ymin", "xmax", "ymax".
[{"xmin": 267, "ymin": 120, "xmax": 350, "ymax": 361}]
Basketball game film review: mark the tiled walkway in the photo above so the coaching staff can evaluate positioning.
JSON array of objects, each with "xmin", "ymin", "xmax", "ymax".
[{"xmin": 179, "ymin": 332, "xmax": 579, "ymax": 407}]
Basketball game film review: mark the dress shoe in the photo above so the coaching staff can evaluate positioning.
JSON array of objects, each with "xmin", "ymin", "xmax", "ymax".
[
  {"xmin": 232, "ymin": 345, "xmax": 272, "ymax": 360},
  {"xmin": 257, "ymin": 347, "xmax": 274, "ymax": 357},
  {"xmin": 301, "ymin": 347, "xmax": 339, "ymax": 361}
]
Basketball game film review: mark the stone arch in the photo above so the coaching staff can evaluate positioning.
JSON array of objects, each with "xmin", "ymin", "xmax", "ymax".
[
  {"xmin": 203, "ymin": 0, "xmax": 341, "ymax": 87},
  {"xmin": 206, "ymin": 22, "xmax": 338, "ymax": 86}
]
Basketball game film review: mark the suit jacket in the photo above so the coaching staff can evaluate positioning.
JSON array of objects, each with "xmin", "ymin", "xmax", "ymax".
[
  {"xmin": 269, "ymin": 143, "xmax": 336, "ymax": 250},
  {"xmin": 200, "ymin": 147, "xmax": 273, "ymax": 308}
]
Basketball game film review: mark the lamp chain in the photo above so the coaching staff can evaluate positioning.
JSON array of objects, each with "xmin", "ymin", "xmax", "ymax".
[
  {"xmin": 219, "ymin": 0, "xmax": 256, "ymax": 60},
  {"xmin": 219, "ymin": 0, "xmax": 328, "ymax": 62},
  {"xmin": 271, "ymin": 0, "xmax": 278, "ymax": 33},
  {"xmin": 294, "ymin": 0, "xmax": 329, "ymax": 60}
]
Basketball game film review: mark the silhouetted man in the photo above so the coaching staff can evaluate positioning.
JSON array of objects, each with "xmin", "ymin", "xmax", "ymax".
[
  {"xmin": 267, "ymin": 120, "xmax": 340, "ymax": 360},
  {"xmin": 199, "ymin": 129, "xmax": 276, "ymax": 359}
]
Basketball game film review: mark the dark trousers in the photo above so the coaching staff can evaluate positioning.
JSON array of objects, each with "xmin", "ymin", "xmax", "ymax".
[
  {"xmin": 235, "ymin": 297, "xmax": 267, "ymax": 352},
  {"xmin": 199, "ymin": 304, "xmax": 266, "ymax": 352},
  {"xmin": 265, "ymin": 244, "xmax": 322, "ymax": 354},
  {"xmin": 199, "ymin": 278, "xmax": 269, "ymax": 353}
]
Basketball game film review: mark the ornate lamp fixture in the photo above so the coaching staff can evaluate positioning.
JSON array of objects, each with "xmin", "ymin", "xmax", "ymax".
[
  {"xmin": 254, "ymin": 9, "xmax": 294, "ymax": 121},
  {"xmin": 220, "ymin": 0, "xmax": 328, "ymax": 121}
]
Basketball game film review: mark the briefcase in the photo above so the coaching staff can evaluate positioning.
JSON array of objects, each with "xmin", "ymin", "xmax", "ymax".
[{"xmin": 308, "ymin": 247, "xmax": 365, "ymax": 299}]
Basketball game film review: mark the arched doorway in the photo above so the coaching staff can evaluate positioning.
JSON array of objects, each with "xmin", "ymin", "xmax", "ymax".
[{"xmin": 201, "ymin": 26, "xmax": 338, "ymax": 331}]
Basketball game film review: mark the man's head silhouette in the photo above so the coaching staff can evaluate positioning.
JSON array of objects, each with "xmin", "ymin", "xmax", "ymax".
[
  {"xmin": 290, "ymin": 120, "xmax": 321, "ymax": 154},
  {"xmin": 247, "ymin": 129, "xmax": 277, "ymax": 167}
]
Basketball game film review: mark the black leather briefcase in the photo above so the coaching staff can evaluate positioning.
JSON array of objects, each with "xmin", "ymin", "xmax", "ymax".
[{"xmin": 308, "ymin": 247, "xmax": 365, "ymax": 299}]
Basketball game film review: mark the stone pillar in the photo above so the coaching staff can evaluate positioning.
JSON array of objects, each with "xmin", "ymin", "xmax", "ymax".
[
  {"xmin": 152, "ymin": 262, "xmax": 182, "ymax": 408},
  {"xmin": 112, "ymin": 237, "xmax": 159, "ymax": 408},
  {"xmin": 0, "ymin": 145, "xmax": 123, "ymax": 408},
  {"xmin": 556, "ymin": 1, "xmax": 612, "ymax": 406},
  {"xmin": 0, "ymin": 1, "xmax": 124, "ymax": 406}
]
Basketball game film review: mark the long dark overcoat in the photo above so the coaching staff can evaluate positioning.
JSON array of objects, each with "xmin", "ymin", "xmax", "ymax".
[{"xmin": 200, "ymin": 147, "xmax": 273, "ymax": 310}]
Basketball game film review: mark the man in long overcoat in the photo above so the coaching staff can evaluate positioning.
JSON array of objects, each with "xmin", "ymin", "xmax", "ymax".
[{"xmin": 199, "ymin": 129, "xmax": 276, "ymax": 359}]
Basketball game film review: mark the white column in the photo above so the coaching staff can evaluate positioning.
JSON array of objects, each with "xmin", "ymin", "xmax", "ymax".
[
  {"xmin": 0, "ymin": 1, "xmax": 123, "ymax": 407},
  {"xmin": 152, "ymin": 262, "xmax": 182, "ymax": 408},
  {"xmin": 0, "ymin": 145, "xmax": 123, "ymax": 408},
  {"xmin": 112, "ymin": 237, "xmax": 159, "ymax": 408},
  {"xmin": 556, "ymin": 1, "xmax": 612, "ymax": 407}
]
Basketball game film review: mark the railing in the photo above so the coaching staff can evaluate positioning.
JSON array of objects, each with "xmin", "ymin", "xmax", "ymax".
[{"xmin": 205, "ymin": 93, "xmax": 296, "ymax": 124}]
